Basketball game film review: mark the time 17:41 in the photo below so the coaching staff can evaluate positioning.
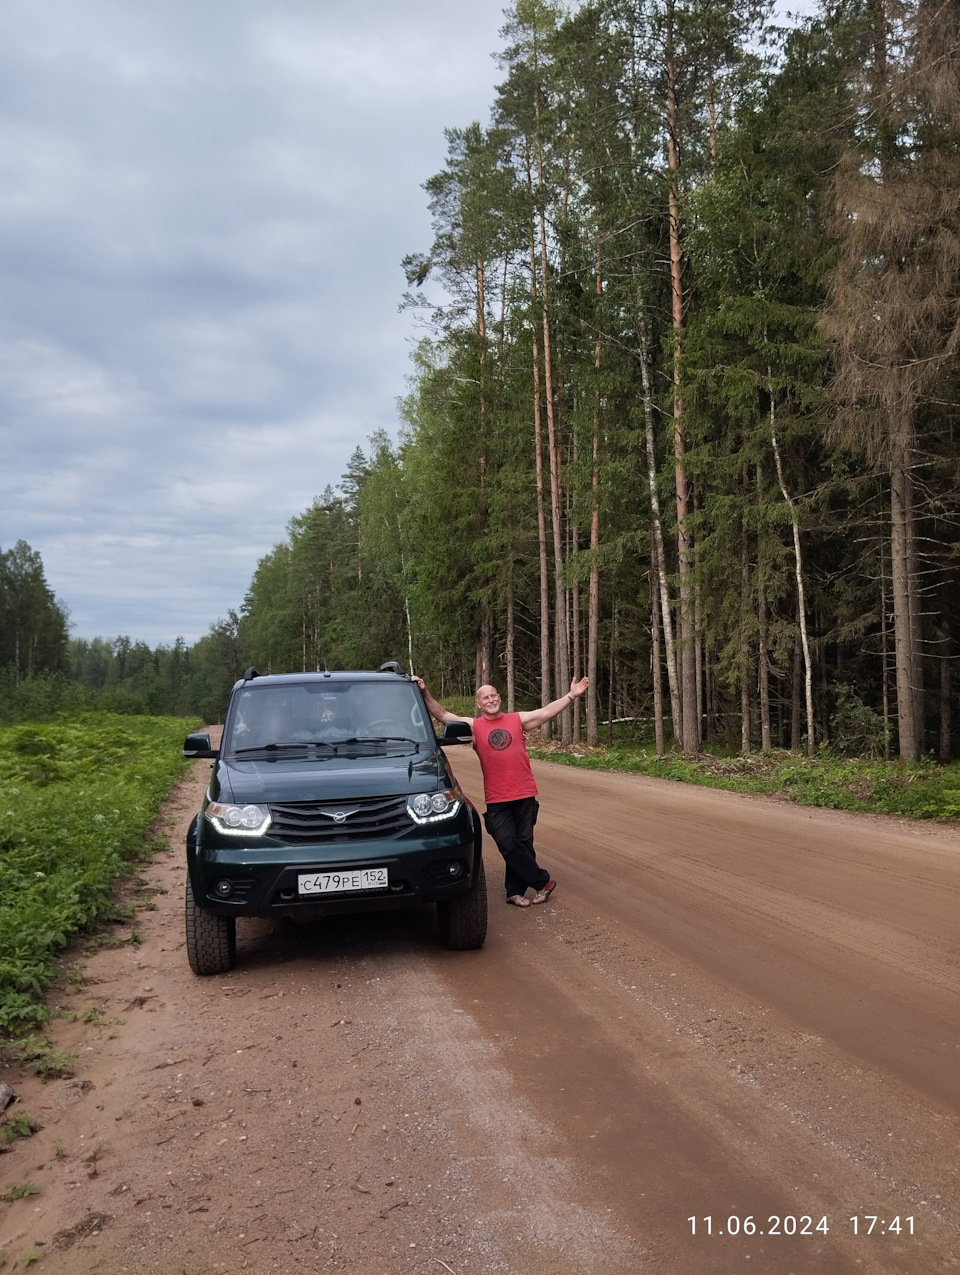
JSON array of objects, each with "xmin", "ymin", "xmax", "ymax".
[{"xmin": 850, "ymin": 1217, "xmax": 914, "ymax": 1235}]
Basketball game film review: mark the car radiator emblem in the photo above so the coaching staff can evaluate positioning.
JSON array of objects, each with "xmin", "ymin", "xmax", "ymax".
[{"xmin": 320, "ymin": 807, "xmax": 360, "ymax": 824}]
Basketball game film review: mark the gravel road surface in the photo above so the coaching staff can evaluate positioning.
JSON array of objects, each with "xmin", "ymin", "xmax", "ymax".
[{"xmin": 1, "ymin": 741, "xmax": 957, "ymax": 1274}]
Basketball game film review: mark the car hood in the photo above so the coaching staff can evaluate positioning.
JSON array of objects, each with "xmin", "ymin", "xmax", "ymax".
[{"xmin": 211, "ymin": 748, "xmax": 453, "ymax": 804}]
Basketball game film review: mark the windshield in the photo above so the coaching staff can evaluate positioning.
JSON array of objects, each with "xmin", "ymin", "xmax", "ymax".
[{"xmin": 224, "ymin": 680, "xmax": 433, "ymax": 755}]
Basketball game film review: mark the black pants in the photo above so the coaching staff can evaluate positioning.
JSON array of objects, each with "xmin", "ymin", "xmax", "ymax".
[{"xmin": 483, "ymin": 797, "xmax": 550, "ymax": 898}]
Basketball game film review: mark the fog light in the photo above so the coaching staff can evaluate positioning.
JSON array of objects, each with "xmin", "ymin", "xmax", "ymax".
[
  {"xmin": 448, "ymin": 862, "xmax": 461, "ymax": 877},
  {"xmin": 214, "ymin": 879, "xmax": 233, "ymax": 898}
]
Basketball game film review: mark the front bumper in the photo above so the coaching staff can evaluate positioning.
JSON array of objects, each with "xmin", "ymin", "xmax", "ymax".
[{"xmin": 186, "ymin": 817, "xmax": 480, "ymax": 918}]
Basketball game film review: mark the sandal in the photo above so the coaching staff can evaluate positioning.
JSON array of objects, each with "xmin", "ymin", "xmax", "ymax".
[
  {"xmin": 531, "ymin": 880, "xmax": 557, "ymax": 905},
  {"xmin": 506, "ymin": 894, "xmax": 531, "ymax": 908}
]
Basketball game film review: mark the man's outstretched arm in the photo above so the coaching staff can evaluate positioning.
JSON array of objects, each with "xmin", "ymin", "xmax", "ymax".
[
  {"xmin": 412, "ymin": 676, "xmax": 472, "ymax": 726},
  {"xmin": 517, "ymin": 676, "xmax": 589, "ymax": 732}
]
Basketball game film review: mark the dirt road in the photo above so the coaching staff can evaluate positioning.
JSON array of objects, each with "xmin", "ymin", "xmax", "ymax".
[{"xmin": 1, "ymin": 745, "xmax": 958, "ymax": 1274}]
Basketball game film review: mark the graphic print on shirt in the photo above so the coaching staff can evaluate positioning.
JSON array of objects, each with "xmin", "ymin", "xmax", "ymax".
[{"xmin": 487, "ymin": 728, "xmax": 513, "ymax": 751}]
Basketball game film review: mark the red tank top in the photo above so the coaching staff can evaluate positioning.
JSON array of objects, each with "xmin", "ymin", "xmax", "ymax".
[{"xmin": 472, "ymin": 713, "xmax": 538, "ymax": 803}]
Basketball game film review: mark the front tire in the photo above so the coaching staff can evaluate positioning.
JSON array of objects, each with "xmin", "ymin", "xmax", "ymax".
[
  {"xmin": 437, "ymin": 857, "xmax": 487, "ymax": 950},
  {"xmin": 185, "ymin": 881, "xmax": 236, "ymax": 974}
]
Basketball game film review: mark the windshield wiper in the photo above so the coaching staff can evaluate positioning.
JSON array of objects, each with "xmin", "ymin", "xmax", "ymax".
[
  {"xmin": 338, "ymin": 736, "xmax": 421, "ymax": 752},
  {"xmin": 233, "ymin": 741, "xmax": 335, "ymax": 756}
]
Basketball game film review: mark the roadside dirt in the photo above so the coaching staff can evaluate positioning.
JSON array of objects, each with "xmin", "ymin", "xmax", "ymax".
[{"xmin": 1, "ymin": 741, "xmax": 959, "ymax": 1274}]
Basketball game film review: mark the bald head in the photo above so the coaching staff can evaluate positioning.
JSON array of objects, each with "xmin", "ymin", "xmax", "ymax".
[{"xmin": 475, "ymin": 685, "xmax": 502, "ymax": 718}]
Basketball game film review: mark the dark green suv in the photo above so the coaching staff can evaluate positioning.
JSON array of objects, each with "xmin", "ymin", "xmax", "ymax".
[{"xmin": 182, "ymin": 663, "xmax": 486, "ymax": 973}]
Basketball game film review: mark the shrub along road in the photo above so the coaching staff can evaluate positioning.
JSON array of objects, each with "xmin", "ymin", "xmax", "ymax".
[{"xmin": 1, "ymin": 743, "xmax": 958, "ymax": 1273}]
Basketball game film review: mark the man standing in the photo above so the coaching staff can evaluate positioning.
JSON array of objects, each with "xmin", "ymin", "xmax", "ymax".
[{"xmin": 414, "ymin": 676, "xmax": 589, "ymax": 907}]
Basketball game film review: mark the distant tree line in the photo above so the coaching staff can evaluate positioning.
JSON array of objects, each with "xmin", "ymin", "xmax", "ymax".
[{"xmin": 7, "ymin": 0, "xmax": 960, "ymax": 764}]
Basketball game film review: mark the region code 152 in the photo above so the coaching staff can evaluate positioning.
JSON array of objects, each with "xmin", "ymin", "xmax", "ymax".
[{"xmin": 688, "ymin": 1216, "xmax": 916, "ymax": 1237}]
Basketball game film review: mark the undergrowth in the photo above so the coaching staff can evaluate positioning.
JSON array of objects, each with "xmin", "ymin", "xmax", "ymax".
[
  {"xmin": 0, "ymin": 713, "xmax": 198, "ymax": 1038},
  {"xmin": 527, "ymin": 742, "xmax": 960, "ymax": 821}
]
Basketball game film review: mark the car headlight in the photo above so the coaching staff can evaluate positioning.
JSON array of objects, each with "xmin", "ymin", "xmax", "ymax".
[
  {"xmin": 205, "ymin": 802, "xmax": 272, "ymax": 836},
  {"xmin": 407, "ymin": 786, "xmax": 463, "ymax": 824}
]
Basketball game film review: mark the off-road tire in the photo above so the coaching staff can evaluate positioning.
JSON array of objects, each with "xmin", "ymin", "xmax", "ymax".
[
  {"xmin": 185, "ymin": 881, "xmax": 237, "ymax": 974},
  {"xmin": 437, "ymin": 857, "xmax": 487, "ymax": 950}
]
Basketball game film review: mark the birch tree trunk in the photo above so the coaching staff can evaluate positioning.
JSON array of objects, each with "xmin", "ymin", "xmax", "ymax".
[{"xmin": 770, "ymin": 402, "xmax": 815, "ymax": 757}]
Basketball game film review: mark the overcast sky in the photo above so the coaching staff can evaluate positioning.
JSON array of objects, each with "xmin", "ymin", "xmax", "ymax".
[{"xmin": 1, "ymin": 0, "xmax": 815, "ymax": 649}]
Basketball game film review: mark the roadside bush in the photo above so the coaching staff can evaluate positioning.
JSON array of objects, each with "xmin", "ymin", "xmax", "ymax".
[
  {"xmin": 830, "ymin": 685, "xmax": 889, "ymax": 759},
  {"xmin": 0, "ymin": 713, "xmax": 197, "ymax": 1031}
]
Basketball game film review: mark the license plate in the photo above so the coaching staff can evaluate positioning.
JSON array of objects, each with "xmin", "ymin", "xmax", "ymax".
[{"xmin": 297, "ymin": 868, "xmax": 389, "ymax": 895}]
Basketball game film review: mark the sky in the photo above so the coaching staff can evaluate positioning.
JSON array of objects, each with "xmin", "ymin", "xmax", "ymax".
[{"xmin": 1, "ymin": 0, "xmax": 817, "ymax": 649}]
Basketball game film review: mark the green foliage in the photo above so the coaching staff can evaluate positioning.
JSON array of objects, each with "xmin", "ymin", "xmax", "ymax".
[
  {"xmin": 6, "ymin": 1037, "xmax": 75, "ymax": 1079},
  {"xmin": 0, "ymin": 713, "xmax": 196, "ymax": 1031},
  {"xmin": 530, "ymin": 744, "xmax": 960, "ymax": 821},
  {"xmin": 2, "ymin": 1110, "xmax": 41, "ymax": 1143},
  {"xmin": 0, "ymin": 1179, "xmax": 40, "ymax": 1202},
  {"xmin": 830, "ymin": 685, "xmax": 889, "ymax": 759},
  {"xmin": 0, "ymin": 541, "xmax": 68, "ymax": 681}
]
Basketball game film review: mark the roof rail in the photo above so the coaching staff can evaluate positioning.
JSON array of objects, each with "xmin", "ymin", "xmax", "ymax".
[
  {"xmin": 242, "ymin": 666, "xmax": 260, "ymax": 682},
  {"xmin": 379, "ymin": 661, "xmax": 407, "ymax": 677}
]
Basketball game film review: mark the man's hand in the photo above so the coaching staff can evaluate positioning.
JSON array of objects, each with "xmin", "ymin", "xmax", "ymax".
[
  {"xmin": 518, "ymin": 675, "xmax": 590, "ymax": 732},
  {"xmin": 412, "ymin": 675, "xmax": 468, "ymax": 726}
]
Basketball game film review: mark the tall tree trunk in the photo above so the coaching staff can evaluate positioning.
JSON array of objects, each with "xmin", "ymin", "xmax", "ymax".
[
  {"xmin": 587, "ymin": 260, "xmax": 602, "ymax": 746},
  {"xmin": 608, "ymin": 600, "xmax": 617, "ymax": 746},
  {"xmin": 905, "ymin": 450, "xmax": 925, "ymax": 752},
  {"xmin": 791, "ymin": 630, "xmax": 803, "ymax": 751},
  {"xmin": 758, "ymin": 577, "xmax": 771, "ymax": 751},
  {"xmin": 938, "ymin": 626, "xmax": 951, "ymax": 763},
  {"xmin": 651, "ymin": 541, "xmax": 666, "ymax": 757},
  {"xmin": 506, "ymin": 563, "xmax": 516, "ymax": 713},
  {"xmin": 538, "ymin": 192, "xmax": 570, "ymax": 733},
  {"xmin": 474, "ymin": 255, "xmax": 493, "ymax": 690},
  {"xmin": 528, "ymin": 219, "xmax": 551, "ymax": 708},
  {"xmin": 475, "ymin": 610, "xmax": 493, "ymax": 688},
  {"xmin": 740, "ymin": 511, "xmax": 752, "ymax": 755},
  {"xmin": 666, "ymin": 1, "xmax": 698, "ymax": 755},
  {"xmin": 769, "ymin": 395, "xmax": 815, "ymax": 756},
  {"xmin": 570, "ymin": 510, "xmax": 582, "ymax": 744},
  {"xmin": 881, "ymin": 557, "xmax": 892, "ymax": 760},
  {"xmin": 755, "ymin": 464, "xmax": 771, "ymax": 750},
  {"xmin": 638, "ymin": 314, "xmax": 681, "ymax": 742},
  {"xmin": 891, "ymin": 447, "xmax": 921, "ymax": 760}
]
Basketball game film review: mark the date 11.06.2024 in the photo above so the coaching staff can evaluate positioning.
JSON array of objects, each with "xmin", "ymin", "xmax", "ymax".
[{"xmin": 688, "ymin": 1216, "xmax": 915, "ymax": 1237}]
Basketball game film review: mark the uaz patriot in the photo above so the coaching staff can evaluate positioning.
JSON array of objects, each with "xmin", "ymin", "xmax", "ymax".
[{"xmin": 182, "ymin": 663, "xmax": 485, "ymax": 973}]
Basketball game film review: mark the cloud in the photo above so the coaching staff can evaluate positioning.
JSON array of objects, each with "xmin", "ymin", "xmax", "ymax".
[{"xmin": 0, "ymin": 0, "xmax": 508, "ymax": 644}]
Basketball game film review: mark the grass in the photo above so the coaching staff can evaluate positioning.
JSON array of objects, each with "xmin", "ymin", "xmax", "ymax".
[
  {"xmin": 0, "ymin": 712, "xmax": 198, "ymax": 1036},
  {"xmin": 6, "ymin": 1036, "xmax": 76, "ymax": 1080},
  {"xmin": 1, "ymin": 1111, "xmax": 41, "ymax": 1143},
  {"xmin": 0, "ymin": 1179, "xmax": 40, "ymax": 1202},
  {"xmin": 527, "ymin": 738, "xmax": 960, "ymax": 821}
]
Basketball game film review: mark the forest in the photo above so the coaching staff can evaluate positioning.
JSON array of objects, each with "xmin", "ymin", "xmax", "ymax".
[{"xmin": 4, "ymin": 0, "xmax": 960, "ymax": 765}]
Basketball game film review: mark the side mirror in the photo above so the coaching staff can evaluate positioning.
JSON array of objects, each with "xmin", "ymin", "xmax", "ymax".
[
  {"xmin": 440, "ymin": 721, "xmax": 474, "ymax": 746},
  {"xmin": 183, "ymin": 732, "xmax": 218, "ymax": 759}
]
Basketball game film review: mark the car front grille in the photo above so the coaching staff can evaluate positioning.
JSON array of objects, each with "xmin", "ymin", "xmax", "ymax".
[{"xmin": 267, "ymin": 795, "xmax": 411, "ymax": 843}]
